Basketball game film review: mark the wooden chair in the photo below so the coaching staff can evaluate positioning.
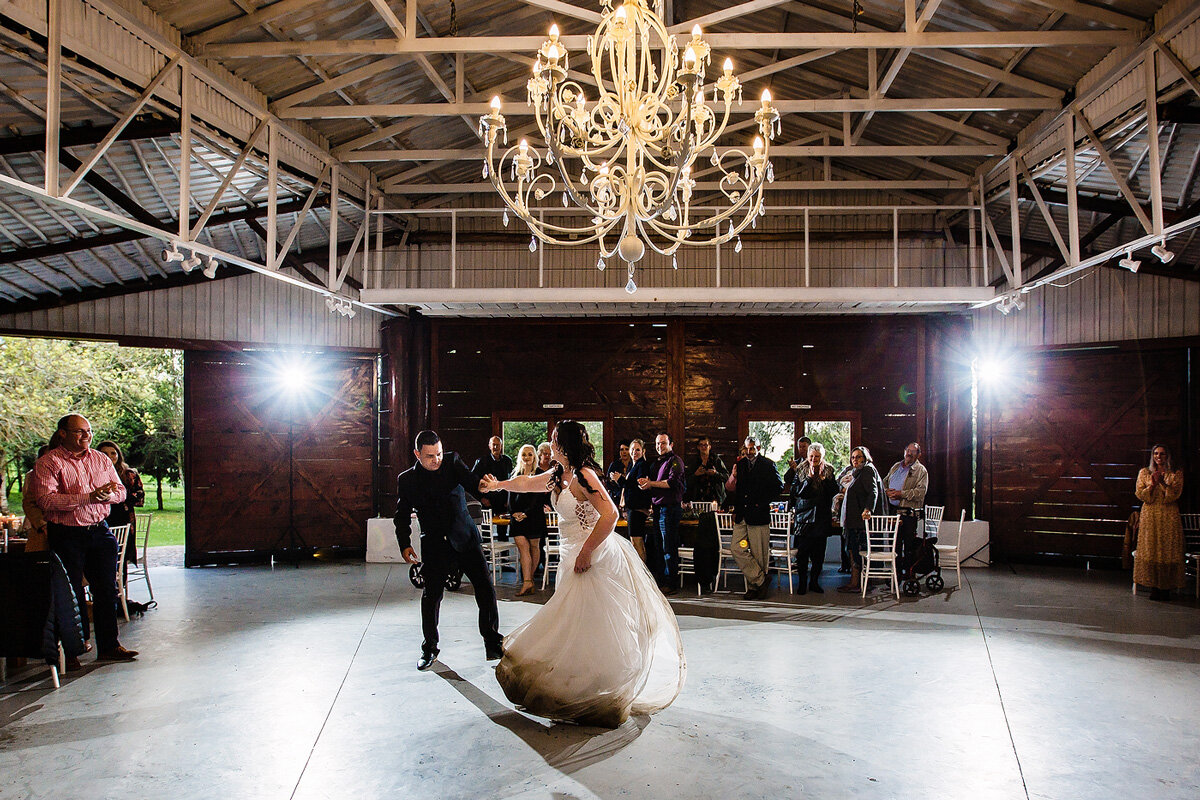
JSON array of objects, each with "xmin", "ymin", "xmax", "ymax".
[
  {"xmin": 125, "ymin": 512, "xmax": 155, "ymax": 602},
  {"xmin": 713, "ymin": 512, "xmax": 743, "ymax": 591},
  {"xmin": 860, "ymin": 515, "xmax": 900, "ymax": 599},
  {"xmin": 541, "ymin": 511, "xmax": 562, "ymax": 590},
  {"xmin": 480, "ymin": 509, "xmax": 518, "ymax": 584},
  {"xmin": 923, "ymin": 505, "xmax": 945, "ymax": 539},
  {"xmin": 110, "ymin": 525, "xmax": 132, "ymax": 621},
  {"xmin": 933, "ymin": 510, "xmax": 966, "ymax": 588},
  {"xmin": 1182, "ymin": 513, "xmax": 1200, "ymax": 600},
  {"xmin": 768, "ymin": 510, "xmax": 797, "ymax": 594}
]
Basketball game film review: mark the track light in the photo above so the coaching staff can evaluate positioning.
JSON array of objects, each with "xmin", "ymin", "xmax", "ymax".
[
  {"xmin": 181, "ymin": 255, "xmax": 201, "ymax": 273},
  {"xmin": 325, "ymin": 295, "xmax": 336, "ymax": 312},
  {"xmin": 202, "ymin": 256, "xmax": 218, "ymax": 279},
  {"xmin": 161, "ymin": 247, "xmax": 183, "ymax": 263},
  {"xmin": 1118, "ymin": 251, "xmax": 1140, "ymax": 272},
  {"xmin": 996, "ymin": 293, "xmax": 1025, "ymax": 315},
  {"xmin": 324, "ymin": 295, "xmax": 356, "ymax": 318},
  {"xmin": 1151, "ymin": 241, "xmax": 1175, "ymax": 263}
]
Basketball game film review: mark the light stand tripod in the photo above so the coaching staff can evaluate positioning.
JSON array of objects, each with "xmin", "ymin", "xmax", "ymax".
[{"xmin": 272, "ymin": 412, "xmax": 307, "ymax": 566}]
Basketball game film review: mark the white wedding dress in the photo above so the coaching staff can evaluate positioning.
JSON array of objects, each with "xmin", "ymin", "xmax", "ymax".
[{"xmin": 495, "ymin": 484, "xmax": 686, "ymax": 728}]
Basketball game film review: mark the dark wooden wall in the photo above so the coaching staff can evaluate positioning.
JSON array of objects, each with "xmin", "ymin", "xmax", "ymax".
[
  {"xmin": 978, "ymin": 342, "xmax": 1197, "ymax": 565},
  {"xmin": 380, "ymin": 314, "xmax": 973, "ymax": 518},
  {"xmin": 184, "ymin": 351, "xmax": 376, "ymax": 565}
]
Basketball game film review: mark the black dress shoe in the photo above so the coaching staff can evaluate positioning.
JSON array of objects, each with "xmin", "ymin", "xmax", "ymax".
[
  {"xmin": 485, "ymin": 643, "xmax": 504, "ymax": 661},
  {"xmin": 809, "ymin": 583, "xmax": 824, "ymax": 594},
  {"xmin": 96, "ymin": 646, "xmax": 138, "ymax": 662},
  {"xmin": 797, "ymin": 583, "xmax": 807, "ymax": 595},
  {"xmin": 417, "ymin": 652, "xmax": 438, "ymax": 671},
  {"xmin": 742, "ymin": 588, "xmax": 758, "ymax": 600}
]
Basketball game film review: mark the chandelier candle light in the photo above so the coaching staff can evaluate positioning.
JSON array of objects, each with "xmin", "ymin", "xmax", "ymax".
[{"xmin": 479, "ymin": 0, "xmax": 779, "ymax": 293}]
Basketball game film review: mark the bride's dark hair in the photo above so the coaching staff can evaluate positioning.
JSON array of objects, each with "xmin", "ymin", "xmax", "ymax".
[{"xmin": 551, "ymin": 420, "xmax": 603, "ymax": 494}]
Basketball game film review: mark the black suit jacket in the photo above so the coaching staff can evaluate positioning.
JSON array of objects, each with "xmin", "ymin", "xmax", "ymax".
[
  {"xmin": 732, "ymin": 456, "xmax": 783, "ymax": 525},
  {"xmin": 394, "ymin": 452, "xmax": 482, "ymax": 557},
  {"xmin": 844, "ymin": 463, "xmax": 882, "ymax": 531}
]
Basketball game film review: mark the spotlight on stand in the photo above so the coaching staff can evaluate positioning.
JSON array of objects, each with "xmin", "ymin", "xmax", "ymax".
[
  {"xmin": 1151, "ymin": 241, "xmax": 1175, "ymax": 263},
  {"xmin": 202, "ymin": 256, "xmax": 219, "ymax": 279},
  {"xmin": 161, "ymin": 247, "xmax": 183, "ymax": 263},
  {"xmin": 181, "ymin": 254, "xmax": 201, "ymax": 273},
  {"xmin": 1118, "ymin": 251, "xmax": 1140, "ymax": 272}
]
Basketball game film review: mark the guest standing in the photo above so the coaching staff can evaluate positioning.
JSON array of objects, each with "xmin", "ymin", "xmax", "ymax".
[
  {"xmin": 837, "ymin": 446, "xmax": 882, "ymax": 593},
  {"xmin": 473, "ymin": 436, "xmax": 513, "ymax": 514},
  {"xmin": 97, "ymin": 440, "xmax": 145, "ymax": 569},
  {"xmin": 782, "ymin": 435, "xmax": 812, "ymax": 492},
  {"xmin": 1133, "ymin": 444, "xmax": 1185, "ymax": 601},
  {"xmin": 884, "ymin": 442, "xmax": 928, "ymax": 579},
  {"xmin": 639, "ymin": 433, "xmax": 685, "ymax": 594},
  {"xmin": 729, "ymin": 437, "xmax": 784, "ymax": 600},
  {"xmin": 623, "ymin": 438, "xmax": 652, "ymax": 562},
  {"xmin": 507, "ymin": 444, "xmax": 548, "ymax": 596},
  {"xmin": 686, "ymin": 435, "xmax": 729, "ymax": 506},
  {"xmin": 29, "ymin": 414, "xmax": 138, "ymax": 662},
  {"xmin": 791, "ymin": 443, "xmax": 838, "ymax": 594},
  {"xmin": 605, "ymin": 440, "xmax": 632, "ymax": 509}
]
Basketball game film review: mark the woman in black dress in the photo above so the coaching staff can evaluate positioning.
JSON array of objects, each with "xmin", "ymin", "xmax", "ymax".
[
  {"xmin": 508, "ymin": 444, "xmax": 548, "ymax": 596},
  {"xmin": 622, "ymin": 438, "xmax": 653, "ymax": 562}
]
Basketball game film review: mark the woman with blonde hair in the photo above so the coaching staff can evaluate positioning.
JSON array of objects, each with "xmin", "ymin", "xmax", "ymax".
[
  {"xmin": 1134, "ymin": 444, "xmax": 1185, "ymax": 601},
  {"xmin": 507, "ymin": 444, "xmax": 547, "ymax": 596}
]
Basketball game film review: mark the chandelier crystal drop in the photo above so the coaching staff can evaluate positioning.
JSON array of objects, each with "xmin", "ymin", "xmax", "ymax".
[{"xmin": 479, "ymin": 0, "xmax": 779, "ymax": 293}]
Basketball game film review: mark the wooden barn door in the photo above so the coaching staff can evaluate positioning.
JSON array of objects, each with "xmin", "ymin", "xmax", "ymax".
[
  {"xmin": 185, "ymin": 351, "xmax": 376, "ymax": 565},
  {"xmin": 981, "ymin": 347, "xmax": 1186, "ymax": 564}
]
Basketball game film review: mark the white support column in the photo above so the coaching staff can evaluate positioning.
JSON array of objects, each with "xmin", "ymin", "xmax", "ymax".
[
  {"xmin": 375, "ymin": 196, "xmax": 385, "ymax": 287},
  {"xmin": 537, "ymin": 211, "xmax": 544, "ymax": 288},
  {"xmin": 45, "ymin": 0, "xmax": 62, "ymax": 196},
  {"xmin": 450, "ymin": 209, "xmax": 457, "ymax": 289},
  {"xmin": 1008, "ymin": 160, "xmax": 1021, "ymax": 287},
  {"xmin": 803, "ymin": 208, "xmax": 810, "ymax": 287},
  {"xmin": 715, "ymin": 239, "xmax": 721, "ymax": 288},
  {"xmin": 893, "ymin": 207, "xmax": 900, "ymax": 287},
  {"xmin": 979, "ymin": 175, "xmax": 988, "ymax": 285},
  {"xmin": 363, "ymin": 174, "xmax": 372, "ymax": 289},
  {"xmin": 967, "ymin": 193, "xmax": 978, "ymax": 285},
  {"xmin": 328, "ymin": 165, "xmax": 339, "ymax": 288},
  {"xmin": 267, "ymin": 121, "xmax": 278, "ymax": 268},
  {"xmin": 179, "ymin": 63, "xmax": 191, "ymax": 242},
  {"xmin": 1064, "ymin": 115, "xmax": 1080, "ymax": 266},
  {"xmin": 1145, "ymin": 54, "xmax": 1164, "ymax": 235}
]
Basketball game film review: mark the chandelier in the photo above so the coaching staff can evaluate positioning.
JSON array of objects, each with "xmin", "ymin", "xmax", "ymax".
[{"xmin": 479, "ymin": 0, "xmax": 780, "ymax": 293}]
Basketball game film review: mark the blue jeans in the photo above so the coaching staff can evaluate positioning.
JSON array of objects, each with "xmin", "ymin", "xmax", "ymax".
[{"xmin": 653, "ymin": 504, "xmax": 682, "ymax": 589}]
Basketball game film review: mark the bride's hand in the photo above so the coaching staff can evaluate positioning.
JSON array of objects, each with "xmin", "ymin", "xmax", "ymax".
[
  {"xmin": 574, "ymin": 548, "xmax": 593, "ymax": 573},
  {"xmin": 479, "ymin": 474, "xmax": 498, "ymax": 492}
]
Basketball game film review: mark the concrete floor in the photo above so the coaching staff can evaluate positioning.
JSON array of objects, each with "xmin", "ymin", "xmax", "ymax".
[{"xmin": 2, "ymin": 562, "xmax": 1198, "ymax": 800}]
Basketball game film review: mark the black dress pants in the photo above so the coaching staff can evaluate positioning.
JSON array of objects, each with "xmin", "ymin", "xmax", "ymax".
[
  {"xmin": 419, "ymin": 537, "xmax": 502, "ymax": 656},
  {"xmin": 48, "ymin": 522, "xmax": 121, "ymax": 651},
  {"xmin": 797, "ymin": 533, "xmax": 828, "ymax": 586}
]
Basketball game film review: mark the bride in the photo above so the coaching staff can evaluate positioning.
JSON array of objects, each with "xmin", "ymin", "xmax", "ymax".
[{"xmin": 480, "ymin": 420, "xmax": 686, "ymax": 728}]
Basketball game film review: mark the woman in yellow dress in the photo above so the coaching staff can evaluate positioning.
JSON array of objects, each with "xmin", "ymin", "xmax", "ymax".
[{"xmin": 1133, "ymin": 444, "xmax": 1185, "ymax": 601}]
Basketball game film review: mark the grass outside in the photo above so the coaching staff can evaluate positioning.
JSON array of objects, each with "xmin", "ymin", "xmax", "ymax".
[{"xmin": 7, "ymin": 483, "xmax": 186, "ymax": 547}]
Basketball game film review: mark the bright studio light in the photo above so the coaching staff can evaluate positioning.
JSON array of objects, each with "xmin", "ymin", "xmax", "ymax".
[
  {"xmin": 974, "ymin": 356, "xmax": 1010, "ymax": 386},
  {"xmin": 272, "ymin": 355, "xmax": 313, "ymax": 398}
]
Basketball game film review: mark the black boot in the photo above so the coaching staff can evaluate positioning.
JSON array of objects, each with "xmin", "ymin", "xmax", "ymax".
[{"xmin": 808, "ymin": 567, "xmax": 823, "ymax": 593}]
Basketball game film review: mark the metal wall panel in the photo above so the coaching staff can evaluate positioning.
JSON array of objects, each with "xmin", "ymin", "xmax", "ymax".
[
  {"xmin": 0, "ymin": 272, "xmax": 380, "ymax": 348},
  {"xmin": 974, "ymin": 269, "xmax": 1200, "ymax": 347}
]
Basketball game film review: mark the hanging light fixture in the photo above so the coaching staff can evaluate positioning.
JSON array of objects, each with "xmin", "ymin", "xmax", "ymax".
[{"xmin": 479, "ymin": 0, "xmax": 779, "ymax": 292}]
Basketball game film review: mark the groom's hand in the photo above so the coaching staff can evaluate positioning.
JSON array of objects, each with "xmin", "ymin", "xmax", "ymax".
[{"xmin": 402, "ymin": 547, "xmax": 419, "ymax": 564}]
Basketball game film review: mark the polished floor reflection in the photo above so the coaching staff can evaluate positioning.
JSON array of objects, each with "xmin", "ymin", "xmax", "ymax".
[{"xmin": 2, "ymin": 562, "xmax": 1198, "ymax": 800}]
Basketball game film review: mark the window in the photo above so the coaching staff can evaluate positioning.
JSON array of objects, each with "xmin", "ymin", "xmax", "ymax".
[
  {"xmin": 747, "ymin": 420, "xmax": 794, "ymax": 479},
  {"xmin": 501, "ymin": 420, "xmax": 548, "ymax": 464},
  {"xmin": 741, "ymin": 411, "xmax": 861, "ymax": 479}
]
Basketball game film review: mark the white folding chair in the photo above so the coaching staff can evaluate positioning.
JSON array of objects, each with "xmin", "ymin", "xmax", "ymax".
[
  {"xmin": 933, "ymin": 510, "xmax": 966, "ymax": 588},
  {"xmin": 713, "ymin": 512, "xmax": 743, "ymax": 591},
  {"xmin": 110, "ymin": 524, "xmax": 132, "ymax": 622},
  {"xmin": 479, "ymin": 509, "xmax": 518, "ymax": 584},
  {"xmin": 768, "ymin": 510, "xmax": 797, "ymax": 594},
  {"xmin": 541, "ymin": 511, "xmax": 561, "ymax": 590},
  {"xmin": 923, "ymin": 505, "xmax": 944, "ymax": 539},
  {"xmin": 125, "ymin": 512, "xmax": 154, "ymax": 602},
  {"xmin": 860, "ymin": 515, "xmax": 900, "ymax": 599},
  {"xmin": 1182, "ymin": 513, "xmax": 1200, "ymax": 600},
  {"xmin": 678, "ymin": 541, "xmax": 699, "ymax": 595}
]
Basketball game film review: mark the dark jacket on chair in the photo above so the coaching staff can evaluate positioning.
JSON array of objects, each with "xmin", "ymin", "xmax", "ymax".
[{"xmin": 1, "ymin": 551, "xmax": 85, "ymax": 664}]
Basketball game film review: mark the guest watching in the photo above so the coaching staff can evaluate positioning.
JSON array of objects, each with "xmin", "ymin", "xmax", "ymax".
[
  {"xmin": 638, "ymin": 433, "xmax": 685, "ymax": 594},
  {"xmin": 622, "ymin": 438, "xmax": 652, "ymax": 562},
  {"xmin": 729, "ymin": 437, "xmax": 784, "ymax": 600},
  {"xmin": 791, "ymin": 442, "xmax": 838, "ymax": 594},
  {"xmin": 884, "ymin": 442, "xmax": 929, "ymax": 578},
  {"xmin": 20, "ymin": 438, "xmax": 61, "ymax": 552},
  {"xmin": 783, "ymin": 436, "xmax": 812, "ymax": 491},
  {"xmin": 605, "ymin": 440, "xmax": 632, "ymax": 509},
  {"xmin": 97, "ymin": 440, "xmax": 145, "ymax": 579},
  {"xmin": 837, "ymin": 446, "xmax": 882, "ymax": 593},
  {"xmin": 1133, "ymin": 444, "xmax": 1185, "ymax": 601},
  {"xmin": 29, "ymin": 414, "xmax": 138, "ymax": 663},
  {"xmin": 507, "ymin": 444, "xmax": 548, "ymax": 597},
  {"xmin": 686, "ymin": 435, "xmax": 729, "ymax": 506},
  {"xmin": 473, "ymin": 435, "xmax": 513, "ymax": 514}
]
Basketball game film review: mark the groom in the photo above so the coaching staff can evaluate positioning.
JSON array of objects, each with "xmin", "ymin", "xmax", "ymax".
[{"xmin": 395, "ymin": 430, "xmax": 504, "ymax": 671}]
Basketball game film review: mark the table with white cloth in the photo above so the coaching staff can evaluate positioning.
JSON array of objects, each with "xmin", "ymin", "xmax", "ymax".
[
  {"xmin": 937, "ymin": 518, "xmax": 990, "ymax": 566},
  {"xmin": 366, "ymin": 515, "xmax": 420, "ymax": 563}
]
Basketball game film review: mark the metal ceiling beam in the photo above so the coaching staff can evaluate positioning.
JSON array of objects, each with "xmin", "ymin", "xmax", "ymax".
[
  {"xmin": 360, "ymin": 286, "xmax": 996, "ymax": 305},
  {"xmin": 199, "ymin": 29, "xmax": 1139, "ymax": 58},
  {"xmin": 381, "ymin": 179, "xmax": 968, "ymax": 194},
  {"xmin": 345, "ymin": 144, "xmax": 1004, "ymax": 162}
]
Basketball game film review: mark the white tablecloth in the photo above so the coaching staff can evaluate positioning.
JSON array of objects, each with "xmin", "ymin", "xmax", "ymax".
[
  {"xmin": 937, "ymin": 518, "xmax": 990, "ymax": 566},
  {"xmin": 367, "ymin": 516, "xmax": 421, "ymax": 562}
]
